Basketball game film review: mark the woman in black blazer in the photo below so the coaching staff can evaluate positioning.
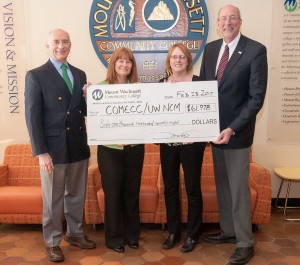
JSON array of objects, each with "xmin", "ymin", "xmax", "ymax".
[{"xmin": 159, "ymin": 43, "xmax": 206, "ymax": 253}]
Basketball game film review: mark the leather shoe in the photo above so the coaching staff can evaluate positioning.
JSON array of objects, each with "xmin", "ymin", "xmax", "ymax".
[
  {"xmin": 127, "ymin": 241, "xmax": 139, "ymax": 249},
  {"xmin": 162, "ymin": 234, "xmax": 180, "ymax": 250},
  {"xmin": 181, "ymin": 237, "xmax": 198, "ymax": 253},
  {"xmin": 203, "ymin": 232, "xmax": 236, "ymax": 244},
  {"xmin": 64, "ymin": 235, "xmax": 96, "ymax": 249},
  {"xmin": 229, "ymin": 247, "xmax": 254, "ymax": 264},
  {"xmin": 45, "ymin": 246, "xmax": 64, "ymax": 262},
  {"xmin": 106, "ymin": 244, "xmax": 125, "ymax": 253}
]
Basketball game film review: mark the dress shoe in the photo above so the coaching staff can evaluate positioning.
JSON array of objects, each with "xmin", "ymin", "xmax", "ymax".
[
  {"xmin": 181, "ymin": 237, "xmax": 198, "ymax": 253},
  {"xmin": 203, "ymin": 232, "xmax": 236, "ymax": 244},
  {"xmin": 64, "ymin": 235, "xmax": 96, "ymax": 249},
  {"xmin": 45, "ymin": 246, "xmax": 64, "ymax": 262},
  {"xmin": 162, "ymin": 234, "xmax": 180, "ymax": 250},
  {"xmin": 106, "ymin": 244, "xmax": 125, "ymax": 253},
  {"xmin": 127, "ymin": 241, "xmax": 139, "ymax": 249},
  {"xmin": 229, "ymin": 247, "xmax": 254, "ymax": 264}
]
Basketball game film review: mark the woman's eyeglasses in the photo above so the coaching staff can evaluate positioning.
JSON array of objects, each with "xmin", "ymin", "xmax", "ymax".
[{"xmin": 170, "ymin": 55, "xmax": 187, "ymax": 60}]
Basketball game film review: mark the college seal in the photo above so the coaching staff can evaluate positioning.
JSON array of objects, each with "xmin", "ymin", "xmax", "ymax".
[{"xmin": 89, "ymin": 0, "xmax": 209, "ymax": 82}]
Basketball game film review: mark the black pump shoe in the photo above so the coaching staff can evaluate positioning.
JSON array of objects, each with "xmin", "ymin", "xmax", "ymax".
[
  {"xmin": 106, "ymin": 245, "xmax": 125, "ymax": 253},
  {"xmin": 203, "ymin": 232, "xmax": 236, "ymax": 244},
  {"xmin": 127, "ymin": 241, "xmax": 139, "ymax": 249},
  {"xmin": 162, "ymin": 234, "xmax": 180, "ymax": 250},
  {"xmin": 181, "ymin": 237, "xmax": 198, "ymax": 253}
]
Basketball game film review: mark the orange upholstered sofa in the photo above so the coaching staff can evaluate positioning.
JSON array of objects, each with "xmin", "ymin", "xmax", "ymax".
[
  {"xmin": 84, "ymin": 144, "xmax": 271, "ymax": 225},
  {"xmin": 0, "ymin": 144, "xmax": 42, "ymax": 224}
]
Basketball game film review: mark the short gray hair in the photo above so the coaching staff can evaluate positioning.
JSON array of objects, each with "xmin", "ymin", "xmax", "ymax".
[{"xmin": 217, "ymin": 4, "xmax": 241, "ymax": 21}]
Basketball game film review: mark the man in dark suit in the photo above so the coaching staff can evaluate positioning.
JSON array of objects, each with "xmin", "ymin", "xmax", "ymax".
[
  {"xmin": 200, "ymin": 5, "xmax": 268, "ymax": 265},
  {"xmin": 25, "ymin": 28, "xmax": 96, "ymax": 262}
]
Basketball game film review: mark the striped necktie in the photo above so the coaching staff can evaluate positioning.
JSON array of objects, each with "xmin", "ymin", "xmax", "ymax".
[
  {"xmin": 61, "ymin": 64, "xmax": 73, "ymax": 94},
  {"xmin": 216, "ymin": 45, "xmax": 229, "ymax": 86}
]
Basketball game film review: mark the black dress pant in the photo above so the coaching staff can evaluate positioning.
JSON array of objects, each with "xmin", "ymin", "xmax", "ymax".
[
  {"xmin": 97, "ymin": 145, "xmax": 144, "ymax": 247},
  {"xmin": 160, "ymin": 143, "xmax": 205, "ymax": 240}
]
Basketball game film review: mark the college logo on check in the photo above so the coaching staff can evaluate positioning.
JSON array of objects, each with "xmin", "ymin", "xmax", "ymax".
[
  {"xmin": 89, "ymin": 0, "xmax": 209, "ymax": 82},
  {"xmin": 92, "ymin": 89, "xmax": 104, "ymax": 100}
]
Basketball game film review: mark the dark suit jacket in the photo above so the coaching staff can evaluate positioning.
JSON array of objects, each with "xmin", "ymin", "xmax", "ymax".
[
  {"xmin": 200, "ymin": 35, "xmax": 268, "ymax": 149},
  {"xmin": 25, "ymin": 60, "xmax": 90, "ymax": 164}
]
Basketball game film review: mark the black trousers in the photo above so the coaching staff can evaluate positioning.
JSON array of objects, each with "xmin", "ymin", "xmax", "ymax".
[
  {"xmin": 160, "ymin": 143, "xmax": 205, "ymax": 240},
  {"xmin": 97, "ymin": 145, "xmax": 144, "ymax": 246}
]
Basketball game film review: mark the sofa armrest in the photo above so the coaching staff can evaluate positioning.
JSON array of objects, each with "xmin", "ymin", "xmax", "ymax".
[
  {"xmin": 153, "ymin": 165, "xmax": 167, "ymax": 224},
  {"xmin": 0, "ymin": 164, "xmax": 8, "ymax": 186},
  {"xmin": 84, "ymin": 163, "xmax": 103, "ymax": 224},
  {"xmin": 249, "ymin": 162, "xmax": 272, "ymax": 224}
]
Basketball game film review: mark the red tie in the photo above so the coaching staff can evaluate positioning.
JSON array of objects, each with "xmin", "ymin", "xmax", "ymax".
[{"xmin": 216, "ymin": 45, "xmax": 229, "ymax": 85}]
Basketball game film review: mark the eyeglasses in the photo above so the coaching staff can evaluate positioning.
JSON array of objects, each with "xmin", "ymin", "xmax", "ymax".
[
  {"xmin": 52, "ymin": 40, "xmax": 71, "ymax": 46},
  {"xmin": 170, "ymin": 55, "xmax": 187, "ymax": 60},
  {"xmin": 218, "ymin": 16, "xmax": 239, "ymax": 23}
]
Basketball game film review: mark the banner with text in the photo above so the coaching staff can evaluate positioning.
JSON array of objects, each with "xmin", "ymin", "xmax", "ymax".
[
  {"xmin": 267, "ymin": 0, "xmax": 300, "ymax": 142},
  {"xmin": 0, "ymin": 0, "xmax": 28, "ymax": 153}
]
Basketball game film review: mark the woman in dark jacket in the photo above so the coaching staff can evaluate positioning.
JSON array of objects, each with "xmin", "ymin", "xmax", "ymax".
[{"xmin": 159, "ymin": 43, "xmax": 206, "ymax": 253}]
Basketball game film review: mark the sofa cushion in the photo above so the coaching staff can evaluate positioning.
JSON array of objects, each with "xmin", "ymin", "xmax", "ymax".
[
  {"xmin": 97, "ymin": 184, "xmax": 159, "ymax": 214},
  {"xmin": 202, "ymin": 184, "xmax": 257, "ymax": 212},
  {"xmin": 139, "ymin": 185, "xmax": 159, "ymax": 213},
  {"xmin": 0, "ymin": 186, "xmax": 42, "ymax": 214}
]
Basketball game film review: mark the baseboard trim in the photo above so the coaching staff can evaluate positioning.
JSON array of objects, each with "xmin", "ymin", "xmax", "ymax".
[{"xmin": 272, "ymin": 198, "xmax": 300, "ymax": 207}]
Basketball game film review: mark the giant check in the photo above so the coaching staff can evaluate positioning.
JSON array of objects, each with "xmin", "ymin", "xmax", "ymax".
[{"xmin": 87, "ymin": 81, "xmax": 219, "ymax": 144}]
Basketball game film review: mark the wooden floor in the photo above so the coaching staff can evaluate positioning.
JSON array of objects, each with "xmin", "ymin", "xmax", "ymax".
[{"xmin": 0, "ymin": 208, "xmax": 300, "ymax": 265}]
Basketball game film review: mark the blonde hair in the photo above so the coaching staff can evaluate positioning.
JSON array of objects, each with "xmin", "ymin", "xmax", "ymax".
[
  {"xmin": 106, "ymin": 47, "xmax": 138, "ymax": 84},
  {"xmin": 165, "ymin": 43, "xmax": 193, "ymax": 75}
]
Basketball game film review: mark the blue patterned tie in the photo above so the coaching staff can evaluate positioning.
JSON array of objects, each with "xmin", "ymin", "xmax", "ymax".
[{"xmin": 61, "ymin": 64, "xmax": 73, "ymax": 94}]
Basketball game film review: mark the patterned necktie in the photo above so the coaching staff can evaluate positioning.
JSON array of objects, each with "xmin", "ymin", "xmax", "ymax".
[
  {"xmin": 216, "ymin": 45, "xmax": 229, "ymax": 85},
  {"xmin": 61, "ymin": 64, "xmax": 73, "ymax": 94}
]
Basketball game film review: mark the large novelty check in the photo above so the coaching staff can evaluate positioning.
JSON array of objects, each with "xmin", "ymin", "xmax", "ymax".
[{"xmin": 87, "ymin": 81, "xmax": 219, "ymax": 145}]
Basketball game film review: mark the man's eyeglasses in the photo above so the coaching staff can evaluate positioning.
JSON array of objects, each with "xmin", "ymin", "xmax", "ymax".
[
  {"xmin": 170, "ymin": 55, "xmax": 187, "ymax": 60},
  {"xmin": 52, "ymin": 40, "xmax": 70, "ymax": 46},
  {"xmin": 218, "ymin": 16, "xmax": 239, "ymax": 23}
]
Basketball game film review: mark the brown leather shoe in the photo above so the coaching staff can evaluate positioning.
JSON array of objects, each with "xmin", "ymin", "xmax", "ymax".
[
  {"xmin": 45, "ymin": 246, "xmax": 64, "ymax": 262},
  {"xmin": 64, "ymin": 235, "xmax": 96, "ymax": 249}
]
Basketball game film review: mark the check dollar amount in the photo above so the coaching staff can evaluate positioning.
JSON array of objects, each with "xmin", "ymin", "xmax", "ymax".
[{"xmin": 87, "ymin": 81, "xmax": 220, "ymax": 144}]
